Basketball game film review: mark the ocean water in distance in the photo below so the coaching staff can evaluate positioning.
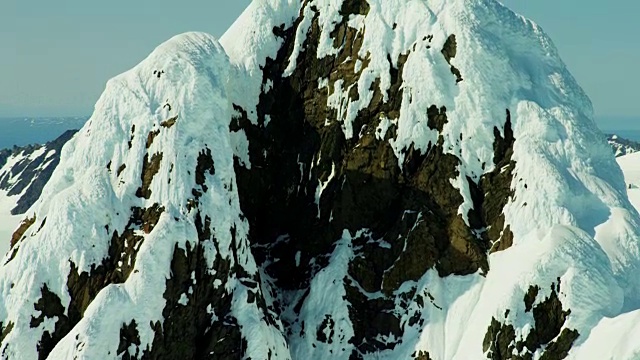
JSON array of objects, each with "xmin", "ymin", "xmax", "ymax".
[{"xmin": 0, "ymin": 117, "xmax": 88, "ymax": 150}]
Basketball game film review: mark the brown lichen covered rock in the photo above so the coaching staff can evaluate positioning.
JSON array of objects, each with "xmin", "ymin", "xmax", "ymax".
[
  {"xmin": 10, "ymin": 216, "xmax": 35, "ymax": 248},
  {"xmin": 160, "ymin": 116, "xmax": 178, "ymax": 128}
]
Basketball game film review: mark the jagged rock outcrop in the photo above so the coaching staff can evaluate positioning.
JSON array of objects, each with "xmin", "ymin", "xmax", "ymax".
[{"xmin": 1, "ymin": 0, "xmax": 640, "ymax": 359}]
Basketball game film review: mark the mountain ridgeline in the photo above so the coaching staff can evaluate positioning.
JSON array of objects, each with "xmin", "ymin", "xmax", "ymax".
[{"xmin": 1, "ymin": 0, "xmax": 640, "ymax": 359}]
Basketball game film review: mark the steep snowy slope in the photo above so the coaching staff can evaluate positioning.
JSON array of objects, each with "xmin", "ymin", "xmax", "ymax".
[
  {"xmin": 1, "ymin": 0, "xmax": 640, "ymax": 359},
  {"xmin": 617, "ymin": 152, "xmax": 640, "ymax": 212},
  {"xmin": 570, "ymin": 153, "xmax": 640, "ymax": 358},
  {"xmin": 0, "ymin": 33, "xmax": 288, "ymax": 359}
]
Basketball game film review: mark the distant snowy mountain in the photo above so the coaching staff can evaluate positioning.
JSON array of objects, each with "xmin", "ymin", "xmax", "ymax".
[
  {"xmin": 0, "ymin": 130, "xmax": 76, "ymax": 256},
  {"xmin": 2, "ymin": 0, "xmax": 640, "ymax": 359},
  {"xmin": 607, "ymin": 133, "xmax": 640, "ymax": 157}
]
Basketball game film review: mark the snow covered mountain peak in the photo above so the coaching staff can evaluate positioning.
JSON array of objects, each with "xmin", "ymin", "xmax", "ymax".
[
  {"xmin": 2, "ymin": 1, "xmax": 640, "ymax": 359},
  {"xmin": 0, "ymin": 32, "xmax": 288, "ymax": 359}
]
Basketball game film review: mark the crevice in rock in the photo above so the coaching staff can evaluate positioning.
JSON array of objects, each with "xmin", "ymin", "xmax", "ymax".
[{"xmin": 468, "ymin": 109, "xmax": 517, "ymax": 254}]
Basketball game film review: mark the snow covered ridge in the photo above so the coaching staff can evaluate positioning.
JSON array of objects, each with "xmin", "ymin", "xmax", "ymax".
[
  {"xmin": 1, "ymin": 1, "xmax": 640, "ymax": 359},
  {"xmin": 0, "ymin": 32, "xmax": 288, "ymax": 359},
  {"xmin": 607, "ymin": 134, "xmax": 640, "ymax": 157}
]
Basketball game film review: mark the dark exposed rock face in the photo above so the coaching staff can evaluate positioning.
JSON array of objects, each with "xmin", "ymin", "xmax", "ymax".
[
  {"xmin": 10, "ymin": 216, "xmax": 35, "ymax": 248},
  {"xmin": 0, "ymin": 322, "xmax": 13, "ymax": 351},
  {"xmin": 470, "ymin": 110, "xmax": 517, "ymax": 254},
  {"xmin": 0, "ymin": 130, "xmax": 76, "ymax": 215},
  {"xmin": 229, "ymin": 0, "xmax": 520, "ymax": 357},
  {"xmin": 4, "ymin": 215, "xmax": 36, "ymax": 265},
  {"xmin": 138, "ymin": 148, "xmax": 284, "ymax": 359},
  {"xmin": 30, "ymin": 284, "xmax": 73, "ymax": 360},
  {"xmin": 13, "ymin": 135, "xmax": 278, "ymax": 358},
  {"xmin": 118, "ymin": 320, "xmax": 141, "ymax": 359},
  {"xmin": 141, "ymin": 241, "xmax": 246, "ymax": 360},
  {"xmin": 160, "ymin": 116, "xmax": 178, "ymax": 128},
  {"xmin": 413, "ymin": 350, "xmax": 433, "ymax": 360}
]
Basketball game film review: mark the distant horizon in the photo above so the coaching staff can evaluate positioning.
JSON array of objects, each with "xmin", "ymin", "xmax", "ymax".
[
  {"xmin": 1, "ymin": 114, "xmax": 638, "ymax": 119},
  {"xmin": 0, "ymin": 114, "xmax": 639, "ymax": 134}
]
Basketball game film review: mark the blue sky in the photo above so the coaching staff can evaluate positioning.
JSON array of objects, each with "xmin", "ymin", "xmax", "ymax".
[
  {"xmin": 1, "ymin": 1, "xmax": 249, "ymax": 117},
  {"xmin": 2, "ymin": 1, "xmax": 639, "ymax": 128}
]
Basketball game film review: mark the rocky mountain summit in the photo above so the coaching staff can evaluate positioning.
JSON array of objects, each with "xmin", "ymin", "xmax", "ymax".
[{"xmin": 1, "ymin": 0, "xmax": 640, "ymax": 359}]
